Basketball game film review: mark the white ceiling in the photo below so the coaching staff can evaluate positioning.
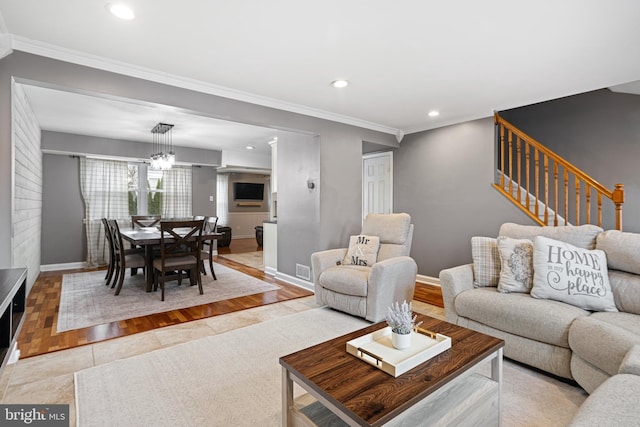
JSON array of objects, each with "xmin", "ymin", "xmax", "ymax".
[
  {"xmin": 21, "ymin": 84, "xmax": 278, "ymax": 155},
  {"xmin": 2, "ymin": 0, "xmax": 640, "ymax": 142}
]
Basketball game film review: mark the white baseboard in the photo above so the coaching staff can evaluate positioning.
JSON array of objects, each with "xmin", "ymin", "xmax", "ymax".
[
  {"xmin": 269, "ymin": 269, "xmax": 435, "ymax": 291},
  {"xmin": 416, "ymin": 274, "xmax": 440, "ymax": 287},
  {"xmin": 274, "ymin": 271, "xmax": 314, "ymax": 292},
  {"xmin": 7, "ymin": 342, "xmax": 20, "ymax": 365},
  {"xmin": 41, "ymin": 262, "xmax": 87, "ymax": 272}
]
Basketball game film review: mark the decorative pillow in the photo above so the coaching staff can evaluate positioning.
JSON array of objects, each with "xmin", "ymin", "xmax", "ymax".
[
  {"xmin": 471, "ymin": 237, "xmax": 500, "ymax": 287},
  {"xmin": 531, "ymin": 236, "xmax": 618, "ymax": 312},
  {"xmin": 497, "ymin": 236, "xmax": 534, "ymax": 293},
  {"xmin": 342, "ymin": 235, "xmax": 380, "ymax": 267}
]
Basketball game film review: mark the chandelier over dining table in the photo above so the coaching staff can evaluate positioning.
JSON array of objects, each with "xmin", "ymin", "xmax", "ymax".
[{"xmin": 150, "ymin": 122, "xmax": 175, "ymax": 170}]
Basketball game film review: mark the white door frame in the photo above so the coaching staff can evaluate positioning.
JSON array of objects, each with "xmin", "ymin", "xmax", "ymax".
[{"xmin": 362, "ymin": 151, "xmax": 393, "ymax": 221}]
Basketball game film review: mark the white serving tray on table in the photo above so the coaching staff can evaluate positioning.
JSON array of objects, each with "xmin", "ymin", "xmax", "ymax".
[{"xmin": 346, "ymin": 326, "xmax": 451, "ymax": 377}]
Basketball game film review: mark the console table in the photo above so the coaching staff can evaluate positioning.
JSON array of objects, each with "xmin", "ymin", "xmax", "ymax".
[{"xmin": 0, "ymin": 268, "xmax": 27, "ymax": 375}]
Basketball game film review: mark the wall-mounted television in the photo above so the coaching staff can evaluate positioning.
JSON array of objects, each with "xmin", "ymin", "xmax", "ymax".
[{"xmin": 233, "ymin": 182, "xmax": 264, "ymax": 200}]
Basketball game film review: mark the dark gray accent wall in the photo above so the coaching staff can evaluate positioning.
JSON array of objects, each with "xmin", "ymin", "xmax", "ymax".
[
  {"xmin": 500, "ymin": 89, "xmax": 640, "ymax": 232},
  {"xmin": 192, "ymin": 166, "xmax": 217, "ymax": 217},
  {"xmin": 41, "ymin": 154, "xmax": 85, "ymax": 264},
  {"xmin": 394, "ymin": 118, "xmax": 534, "ymax": 277},
  {"xmin": 41, "ymin": 153, "xmax": 216, "ymax": 265}
]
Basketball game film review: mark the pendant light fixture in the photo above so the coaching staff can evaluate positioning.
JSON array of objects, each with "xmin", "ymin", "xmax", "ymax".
[{"xmin": 150, "ymin": 123, "xmax": 175, "ymax": 170}]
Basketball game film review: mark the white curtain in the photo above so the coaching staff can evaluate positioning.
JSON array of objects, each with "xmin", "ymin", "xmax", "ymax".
[
  {"xmin": 216, "ymin": 173, "xmax": 229, "ymax": 226},
  {"xmin": 79, "ymin": 157, "xmax": 129, "ymax": 267},
  {"xmin": 162, "ymin": 166, "xmax": 192, "ymax": 218}
]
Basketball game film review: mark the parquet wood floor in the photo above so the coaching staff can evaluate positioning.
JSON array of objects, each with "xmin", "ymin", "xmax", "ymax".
[
  {"xmin": 18, "ymin": 238, "xmax": 444, "ymax": 358},
  {"xmin": 18, "ymin": 239, "xmax": 311, "ymax": 358}
]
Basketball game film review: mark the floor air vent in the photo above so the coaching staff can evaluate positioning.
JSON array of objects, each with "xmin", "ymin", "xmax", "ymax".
[{"xmin": 296, "ymin": 264, "xmax": 311, "ymax": 281}]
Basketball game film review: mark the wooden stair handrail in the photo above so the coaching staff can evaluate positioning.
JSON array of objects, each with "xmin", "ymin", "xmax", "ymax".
[{"xmin": 494, "ymin": 113, "xmax": 624, "ymax": 230}]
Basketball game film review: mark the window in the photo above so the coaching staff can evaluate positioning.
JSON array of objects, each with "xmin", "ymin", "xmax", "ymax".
[{"xmin": 127, "ymin": 164, "xmax": 164, "ymax": 216}]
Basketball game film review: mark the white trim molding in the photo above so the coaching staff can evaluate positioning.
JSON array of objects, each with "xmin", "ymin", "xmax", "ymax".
[
  {"xmin": 0, "ymin": 33, "xmax": 12, "ymax": 60},
  {"xmin": 9, "ymin": 35, "xmax": 401, "ymax": 137},
  {"xmin": 41, "ymin": 262, "xmax": 87, "ymax": 272},
  {"xmin": 416, "ymin": 274, "xmax": 441, "ymax": 287},
  {"xmin": 274, "ymin": 271, "xmax": 314, "ymax": 292}
]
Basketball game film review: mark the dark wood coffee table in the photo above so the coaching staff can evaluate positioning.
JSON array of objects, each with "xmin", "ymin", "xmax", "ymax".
[{"xmin": 279, "ymin": 314, "xmax": 504, "ymax": 426}]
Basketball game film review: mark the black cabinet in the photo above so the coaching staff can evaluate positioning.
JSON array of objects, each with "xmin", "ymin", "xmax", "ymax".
[{"xmin": 0, "ymin": 269, "xmax": 27, "ymax": 375}]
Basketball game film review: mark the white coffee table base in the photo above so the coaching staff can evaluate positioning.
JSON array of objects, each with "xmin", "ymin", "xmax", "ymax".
[{"xmin": 283, "ymin": 348, "xmax": 503, "ymax": 427}]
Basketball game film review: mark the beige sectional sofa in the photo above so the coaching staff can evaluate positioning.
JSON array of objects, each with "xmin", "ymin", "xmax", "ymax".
[{"xmin": 439, "ymin": 223, "xmax": 640, "ymax": 425}]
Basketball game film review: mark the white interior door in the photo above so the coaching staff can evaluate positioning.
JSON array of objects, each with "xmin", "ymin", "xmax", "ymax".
[{"xmin": 363, "ymin": 152, "xmax": 393, "ymax": 219}]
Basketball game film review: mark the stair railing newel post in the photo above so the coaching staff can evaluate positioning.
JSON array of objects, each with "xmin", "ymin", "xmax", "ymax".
[{"xmin": 613, "ymin": 183, "xmax": 625, "ymax": 231}]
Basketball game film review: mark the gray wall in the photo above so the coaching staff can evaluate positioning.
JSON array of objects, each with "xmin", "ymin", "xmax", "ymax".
[
  {"xmin": 192, "ymin": 166, "xmax": 217, "ymax": 217},
  {"xmin": 41, "ymin": 154, "xmax": 84, "ymax": 264},
  {"xmin": 278, "ymin": 133, "xmax": 320, "ymax": 276},
  {"xmin": 499, "ymin": 89, "xmax": 640, "ymax": 232},
  {"xmin": 394, "ymin": 118, "xmax": 533, "ymax": 277},
  {"xmin": 41, "ymin": 153, "xmax": 217, "ymax": 265},
  {"xmin": 0, "ymin": 51, "xmax": 398, "ymax": 275}
]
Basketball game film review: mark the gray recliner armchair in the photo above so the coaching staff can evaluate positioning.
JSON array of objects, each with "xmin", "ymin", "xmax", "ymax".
[{"xmin": 311, "ymin": 213, "xmax": 418, "ymax": 322}]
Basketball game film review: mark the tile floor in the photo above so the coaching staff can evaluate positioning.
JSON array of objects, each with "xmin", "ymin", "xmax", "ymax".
[{"xmin": 0, "ymin": 296, "xmax": 443, "ymax": 426}]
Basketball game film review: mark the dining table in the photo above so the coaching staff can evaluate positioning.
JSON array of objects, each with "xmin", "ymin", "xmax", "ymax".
[{"xmin": 120, "ymin": 227, "xmax": 223, "ymax": 292}]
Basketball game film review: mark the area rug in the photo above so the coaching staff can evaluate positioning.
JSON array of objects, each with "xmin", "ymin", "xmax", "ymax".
[
  {"xmin": 75, "ymin": 307, "xmax": 587, "ymax": 427},
  {"xmin": 57, "ymin": 264, "xmax": 280, "ymax": 333},
  {"xmin": 218, "ymin": 251, "xmax": 264, "ymax": 271}
]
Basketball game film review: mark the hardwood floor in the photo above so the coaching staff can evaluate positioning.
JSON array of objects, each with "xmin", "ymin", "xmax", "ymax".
[
  {"xmin": 19, "ymin": 238, "xmax": 443, "ymax": 359},
  {"xmin": 18, "ymin": 239, "xmax": 311, "ymax": 358},
  {"xmin": 414, "ymin": 282, "xmax": 444, "ymax": 307}
]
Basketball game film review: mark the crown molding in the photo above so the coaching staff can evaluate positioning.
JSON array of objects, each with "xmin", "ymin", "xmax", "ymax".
[
  {"xmin": 0, "ymin": 34, "xmax": 12, "ymax": 60},
  {"xmin": 9, "ymin": 35, "xmax": 402, "ymax": 137}
]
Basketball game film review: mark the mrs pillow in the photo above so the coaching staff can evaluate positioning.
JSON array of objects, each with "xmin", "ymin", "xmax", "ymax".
[
  {"xmin": 342, "ymin": 235, "xmax": 380, "ymax": 267},
  {"xmin": 531, "ymin": 236, "xmax": 617, "ymax": 312},
  {"xmin": 497, "ymin": 236, "xmax": 534, "ymax": 293}
]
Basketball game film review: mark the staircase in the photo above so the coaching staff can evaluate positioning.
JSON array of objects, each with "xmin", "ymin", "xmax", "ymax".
[{"xmin": 493, "ymin": 113, "xmax": 624, "ymax": 230}]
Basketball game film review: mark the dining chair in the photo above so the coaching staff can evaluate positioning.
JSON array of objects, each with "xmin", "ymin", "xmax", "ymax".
[
  {"xmin": 131, "ymin": 215, "xmax": 162, "ymax": 228},
  {"xmin": 200, "ymin": 216, "xmax": 218, "ymax": 280},
  {"xmin": 130, "ymin": 215, "xmax": 161, "ymax": 275},
  {"xmin": 108, "ymin": 219, "xmax": 146, "ymax": 296},
  {"xmin": 153, "ymin": 220, "xmax": 204, "ymax": 301},
  {"xmin": 102, "ymin": 218, "xmax": 116, "ymax": 287}
]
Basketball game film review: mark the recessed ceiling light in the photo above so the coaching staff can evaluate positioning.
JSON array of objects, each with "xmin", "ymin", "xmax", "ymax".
[
  {"xmin": 246, "ymin": 145, "xmax": 255, "ymax": 150},
  {"xmin": 331, "ymin": 80, "xmax": 349, "ymax": 88},
  {"xmin": 106, "ymin": 3, "xmax": 135, "ymax": 20},
  {"xmin": 428, "ymin": 110, "xmax": 440, "ymax": 117}
]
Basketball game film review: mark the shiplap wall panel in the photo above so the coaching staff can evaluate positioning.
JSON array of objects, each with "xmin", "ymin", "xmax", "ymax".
[{"xmin": 12, "ymin": 82, "xmax": 42, "ymax": 291}]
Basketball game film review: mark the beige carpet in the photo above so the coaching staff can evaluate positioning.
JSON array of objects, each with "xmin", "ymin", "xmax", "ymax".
[
  {"xmin": 218, "ymin": 251, "xmax": 264, "ymax": 271},
  {"xmin": 57, "ymin": 264, "xmax": 279, "ymax": 333},
  {"xmin": 75, "ymin": 307, "xmax": 587, "ymax": 427}
]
